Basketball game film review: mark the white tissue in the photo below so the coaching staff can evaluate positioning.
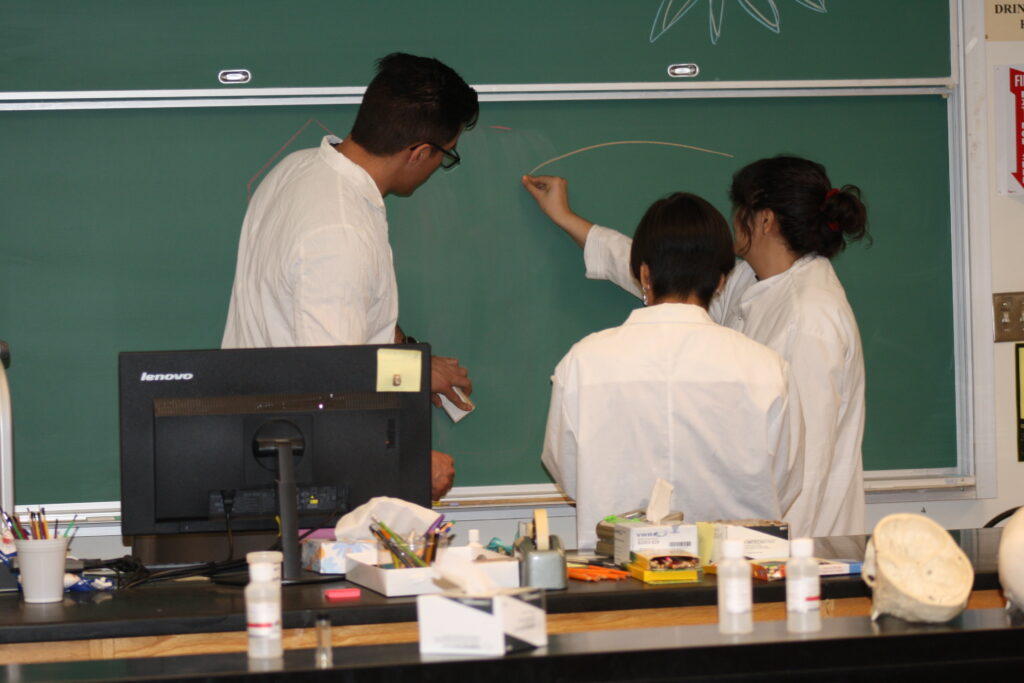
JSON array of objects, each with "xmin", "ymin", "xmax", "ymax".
[
  {"xmin": 432, "ymin": 547, "xmax": 501, "ymax": 596},
  {"xmin": 333, "ymin": 496, "xmax": 439, "ymax": 541},
  {"xmin": 646, "ymin": 478, "xmax": 673, "ymax": 525}
]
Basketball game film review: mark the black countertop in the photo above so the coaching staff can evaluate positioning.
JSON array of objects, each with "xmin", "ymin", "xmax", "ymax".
[
  {"xmin": 0, "ymin": 528, "xmax": 1004, "ymax": 645},
  {"xmin": 3, "ymin": 609, "xmax": 1023, "ymax": 682}
]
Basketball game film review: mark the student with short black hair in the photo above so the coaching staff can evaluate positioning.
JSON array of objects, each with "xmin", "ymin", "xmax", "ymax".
[
  {"xmin": 541, "ymin": 192, "xmax": 802, "ymax": 551},
  {"xmin": 223, "ymin": 53, "xmax": 479, "ymax": 500},
  {"xmin": 524, "ymin": 155, "xmax": 867, "ymax": 537},
  {"xmin": 349, "ymin": 53, "xmax": 479, "ymax": 162}
]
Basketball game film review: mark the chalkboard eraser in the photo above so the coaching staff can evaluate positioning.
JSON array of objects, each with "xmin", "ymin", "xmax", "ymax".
[
  {"xmin": 218, "ymin": 69, "xmax": 252, "ymax": 85},
  {"xmin": 667, "ymin": 64, "xmax": 699, "ymax": 78},
  {"xmin": 439, "ymin": 387, "xmax": 475, "ymax": 423},
  {"xmin": 324, "ymin": 587, "xmax": 361, "ymax": 600}
]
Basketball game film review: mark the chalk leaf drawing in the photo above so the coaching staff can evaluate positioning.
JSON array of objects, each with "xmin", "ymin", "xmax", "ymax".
[{"xmin": 651, "ymin": 0, "xmax": 827, "ymax": 45}]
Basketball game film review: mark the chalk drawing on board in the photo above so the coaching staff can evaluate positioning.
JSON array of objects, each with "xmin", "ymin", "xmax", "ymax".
[
  {"xmin": 529, "ymin": 140, "xmax": 733, "ymax": 176},
  {"xmin": 246, "ymin": 119, "xmax": 337, "ymax": 200},
  {"xmin": 650, "ymin": 0, "xmax": 828, "ymax": 45}
]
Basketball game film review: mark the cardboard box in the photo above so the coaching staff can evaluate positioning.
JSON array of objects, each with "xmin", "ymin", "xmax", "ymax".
[
  {"xmin": 629, "ymin": 550, "xmax": 700, "ymax": 571},
  {"xmin": 417, "ymin": 587, "xmax": 547, "ymax": 655},
  {"xmin": 626, "ymin": 563, "xmax": 700, "ymax": 584},
  {"xmin": 707, "ymin": 522, "xmax": 789, "ymax": 563},
  {"xmin": 749, "ymin": 558, "xmax": 863, "ymax": 582},
  {"xmin": 300, "ymin": 538, "xmax": 376, "ymax": 574},
  {"xmin": 347, "ymin": 546, "xmax": 520, "ymax": 597},
  {"xmin": 613, "ymin": 521, "xmax": 698, "ymax": 566}
]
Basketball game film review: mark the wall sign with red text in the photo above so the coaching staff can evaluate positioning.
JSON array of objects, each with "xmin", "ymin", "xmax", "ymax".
[{"xmin": 998, "ymin": 65, "xmax": 1024, "ymax": 197}]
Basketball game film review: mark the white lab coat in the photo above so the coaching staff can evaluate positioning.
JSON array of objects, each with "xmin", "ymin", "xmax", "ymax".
[
  {"xmin": 223, "ymin": 135, "xmax": 398, "ymax": 348},
  {"xmin": 542, "ymin": 304, "xmax": 800, "ymax": 551},
  {"xmin": 582, "ymin": 224, "xmax": 865, "ymax": 537}
]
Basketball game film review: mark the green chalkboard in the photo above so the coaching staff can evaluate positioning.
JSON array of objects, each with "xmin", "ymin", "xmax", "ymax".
[
  {"xmin": 1, "ymin": 93, "xmax": 953, "ymax": 505},
  {"xmin": 0, "ymin": 1, "xmax": 949, "ymax": 93}
]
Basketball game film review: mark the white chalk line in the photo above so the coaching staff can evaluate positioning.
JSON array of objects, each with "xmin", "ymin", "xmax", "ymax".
[{"xmin": 529, "ymin": 140, "xmax": 733, "ymax": 175}]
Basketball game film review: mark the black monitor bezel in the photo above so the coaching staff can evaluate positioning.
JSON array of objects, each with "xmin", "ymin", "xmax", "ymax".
[{"xmin": 118, "ymin": 344, "xmax": 432, "ymax": 539}]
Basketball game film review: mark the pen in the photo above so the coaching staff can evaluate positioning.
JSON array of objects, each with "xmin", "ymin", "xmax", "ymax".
[
  {"xmin": 63, "ymin": 514, "xmax": 78, "ymax": 539},
  {"xmin": 0, "ymin": 507, "xmax": 17, "ymax": 539},
  {"xmin": 425, "ymin": 513, "xmax": 445, "ymax": 535},
  {"xmin": 373, "ymin": 518, "xmax": 427, "ymax": 568},
  {"xmin": 369, "ymin": 523, "xmax": 415, "ymax": 568},
  {"xmin": 11, "ymin": 514, "xmax": 26, "ymax": 539}
]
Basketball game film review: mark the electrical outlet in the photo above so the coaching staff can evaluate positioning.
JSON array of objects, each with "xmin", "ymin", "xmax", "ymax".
[{"xmin": 993, "ymin": 292, "xmax": 1024, "ymax": 342}]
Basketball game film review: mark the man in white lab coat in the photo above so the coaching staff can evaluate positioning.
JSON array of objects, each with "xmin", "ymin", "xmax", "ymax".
[{"xmin": 223, "ymin": 54, "xmax": 480, "ymax": 499}]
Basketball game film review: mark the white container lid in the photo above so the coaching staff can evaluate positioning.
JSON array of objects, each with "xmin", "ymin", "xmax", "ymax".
[
  {"xmin": 247, "ymin": 550, "xmax": 283, "ymax": 565},
  {"xmin": 790, "ymin": 537, "xmax": 814, "ymax": 558}
]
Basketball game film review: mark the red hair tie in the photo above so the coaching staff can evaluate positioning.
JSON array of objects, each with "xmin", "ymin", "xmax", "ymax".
[
  {"xmin": 824, "ymin": 188, "xmax": 840, "ymax": 201},
  {"xmin": 828, "ymin": 221, "xmax": 839, "ymax": 232}
]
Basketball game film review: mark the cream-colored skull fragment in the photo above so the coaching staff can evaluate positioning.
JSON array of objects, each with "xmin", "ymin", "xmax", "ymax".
[{"xmin": 863, "ymin": 513, "xmax": 973, "ymax": 623}]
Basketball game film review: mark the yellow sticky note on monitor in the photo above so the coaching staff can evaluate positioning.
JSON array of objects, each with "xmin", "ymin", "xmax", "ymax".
[{"xmin": 376, "ymin": 348, "xmax": 422, "ymax": 392}]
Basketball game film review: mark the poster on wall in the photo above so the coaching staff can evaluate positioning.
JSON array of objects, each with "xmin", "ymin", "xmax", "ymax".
[{"xmin": 996, "ymin": 65, "xmax": 1024, "ymax": 197}]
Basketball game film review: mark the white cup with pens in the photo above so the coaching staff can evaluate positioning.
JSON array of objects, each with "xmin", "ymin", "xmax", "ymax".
[
  {"xmin": 4, "ymin": 508, "xmax": 74, "ymax": 603},
  {"xmin": 15, "ymin": 536, "xmax": 69, "ymax": 603}
]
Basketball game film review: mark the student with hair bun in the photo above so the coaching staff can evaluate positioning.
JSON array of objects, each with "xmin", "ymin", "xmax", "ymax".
[{"xmin": 523, "ymin": 155, "xmax": 870, "ymax": 538}]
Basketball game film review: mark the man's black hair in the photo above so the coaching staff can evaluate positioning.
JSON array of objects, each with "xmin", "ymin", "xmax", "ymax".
[{"xmin": 350, "ymin": 53, "xmax": 479, "ymax": 156}]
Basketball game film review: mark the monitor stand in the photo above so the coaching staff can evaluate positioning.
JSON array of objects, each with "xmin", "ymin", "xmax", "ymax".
[
  {"xmin": 131, "ymin": 435, "xmax": 349, "ymax": 587},
  {"xmin": 222, "ymin": 436, "xmax": 345, "ymax": 587}
]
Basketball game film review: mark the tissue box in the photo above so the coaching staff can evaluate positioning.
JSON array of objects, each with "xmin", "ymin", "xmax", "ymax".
[
  {"xmin": 417, "ymin": 587, "xmax": 547, "ymax": 655},
  {"xmin": 706, "ymin": 521, "xmax": 790, "ymax": 562},
  {"xmin": 613, "ymin": 521, "xmax": 698, "ymax": 566},
  {"xmin": 347, "ymin": 546, "xmax": 520, "ymax": 597},
  {"xmin": 301, "ymin": 539, "xmax": 377, "ymax": 574}
]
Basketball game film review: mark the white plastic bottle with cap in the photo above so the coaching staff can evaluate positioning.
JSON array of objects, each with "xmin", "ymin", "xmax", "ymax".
[
  {"xmin": 467, "ymin": 528, "xmax": 484, "ymax": 560},
  {"xmin": 717, "ymin": 538, "xmax": 753, "ymax": 634},
  {"xmin": 786, "ymin": 537, "xmax": 822, "ymax": 633},
  {"xmin": 245, "ymin": 550, "xmax": 283, "ymax": 659}
]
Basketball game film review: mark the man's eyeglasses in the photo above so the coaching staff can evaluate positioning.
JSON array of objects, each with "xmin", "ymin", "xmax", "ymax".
[{"xmin": 429, "ymin": 143, "xmax": 461, "ymax": 170}]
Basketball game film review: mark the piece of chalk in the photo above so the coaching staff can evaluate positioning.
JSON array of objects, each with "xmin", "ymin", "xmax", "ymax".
[
  {"xmin": 439, "ymin": 386, "xmax": 475, "ymax": 423},
  {"xmin": 324, "ymin": 588, "xmax": 361, "ymax": 600}
]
